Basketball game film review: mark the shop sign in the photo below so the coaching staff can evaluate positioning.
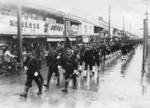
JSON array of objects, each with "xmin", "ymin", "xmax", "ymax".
[
  {"xmin": 46, "ymin": 18, "xmax": 64, "ymax": 35},
  {"xmin": 0, "ymin": 15, "xmax": 45, "ymax": 34},
  {"xmin": 66, "ymin": 21, "xmax": 79, "ymax": 35},
  {"xmin": 82, "ymin": 35, "xmax": 89, "ymax": 43},
  {"xmin": 46, "ymin": 23, "xmax": 64, "ymax": 35},
  {"xmin": 66, "ymin": 21, "xmax": 70, "ymax": 35},
  {"xmin": 70, "ymin": 25, "xmax": 78, "ymax": 34},
  {"xmin": 69, "ymin": 25, "xmax": 79, "ymax": 35}
]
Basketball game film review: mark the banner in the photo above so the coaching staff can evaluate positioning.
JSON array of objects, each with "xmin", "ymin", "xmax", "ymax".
[
  {"xmin": 66, "ymin": 21, "xmax": 79, "ymax": 35},
  {"xmin": 46, "ymin": 23, "xmax": 64, "ymax": 35},
  {"xmin": 70, "ymin": 24, "xmax": 79, "ymax": 34},
  {"xmin": 0, "ymin": 15, "xmax": 45, "ymax": 34}
]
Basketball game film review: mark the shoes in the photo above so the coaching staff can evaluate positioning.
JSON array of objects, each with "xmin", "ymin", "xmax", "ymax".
[
  {"xmin": 82, "ymin": 76, "xmax": 87, "ymax": 79},
  {"xmin": 72, "ymin": 86, "xmax": 77, "ymax": 89},
  {"xmin": 37, "ymin": 91, "xmax": 42, "ymax": 95},
  {"xmin": 62, "ymin": 88, "xmax": 68, "ymax": 93},
  {"xmin": 90, "ymin": 72, "xmax": 95, "ymax": 77},
  {"xmin": 44, "ymin": 84, "xmax": 49, "ymax": 88},
  {"xmin": 56, "ymin": 83, "xmax": 60, "ymax": 86},
  {"xmin": 20, "ymin": 93, "xmax": 27, "ymax": 97}
]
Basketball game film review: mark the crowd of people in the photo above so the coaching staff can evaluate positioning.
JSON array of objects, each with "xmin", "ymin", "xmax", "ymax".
[
  {"xmin": 2, "ymin": 38, "xmax": 142, "ymax": 97},
  {"xmin": 20, "ymin": 39, "xmax": 142, "ymax": 97}
]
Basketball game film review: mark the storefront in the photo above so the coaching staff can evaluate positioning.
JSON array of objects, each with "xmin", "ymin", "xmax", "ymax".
[
  {"xmin": 0, "ymin": 13, "xmax": 46, "ymax": 55},
  {"xmin": 45, "ymin": 16, "xmax": 64, "ymax": 48}
]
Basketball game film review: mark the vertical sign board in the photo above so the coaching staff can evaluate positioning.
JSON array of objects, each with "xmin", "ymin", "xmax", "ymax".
[{"xmin": 66, "ymin": 21, "xmax": 70, "ymax": 35}]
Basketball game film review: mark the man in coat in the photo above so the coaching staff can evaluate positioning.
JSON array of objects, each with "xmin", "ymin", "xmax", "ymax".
[
  {"xmin": 44, "ymin": 48, "xmax": 60, "ymax": 88},
  {"xmin": 20, "ymin": 49, "xmax": 43, "ymax": 97},
  {"xmin": 62, "ymin": 47, "xmax": 78, "ymax": 93}
]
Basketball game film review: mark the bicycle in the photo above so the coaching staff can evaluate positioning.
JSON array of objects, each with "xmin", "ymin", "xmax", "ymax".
[{"xmin": 0, "ymin": 57, "xmax": 22, "ymax": 77}]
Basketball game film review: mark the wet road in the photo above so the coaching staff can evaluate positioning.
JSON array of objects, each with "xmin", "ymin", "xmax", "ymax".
[{"xmin": 0, "ymin": 46, "xmax": 150, "ymax": 108}]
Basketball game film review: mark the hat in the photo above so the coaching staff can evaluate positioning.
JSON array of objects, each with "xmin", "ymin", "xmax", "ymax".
[{"xmin": 64, "ymin": 37, "xmax": 72, "ymax": 49}]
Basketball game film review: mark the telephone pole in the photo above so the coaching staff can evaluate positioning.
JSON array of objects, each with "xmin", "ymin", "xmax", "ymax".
[
  {"xmin": 108, "ymin": 5, "xmax": 111, "ymax": 40},
  {"xmin": 17, "ymin": 0, "xmax": 23, "ymax": 69},
  {"xmin": 145, "ymin": 11, "xmax": 149, "ymax": 57},
  {"xmin": 123, "ymin": 16, "xmax": 125, "ymax": 40},
  {"xmin": 142, "ymin": 19, "xmax": 147, "ymax": 73},
  {"xmin": 130, "ymin": 23, "xmax": 131, "ymax": 39}
]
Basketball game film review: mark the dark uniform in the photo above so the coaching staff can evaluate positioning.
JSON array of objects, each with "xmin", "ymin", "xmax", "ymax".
[
  {"xmin": 44, "ymin": 49, "xmax": 60, "ymax": 88},
  {"xmin": 62, "ymin": 48, "xmax": 78, "ymax": 93},
  {"xmin": 78, "ymin": 46, "xmax": 85, "ymax": 73},
  {"xmin": 35, "ymin": 50, "xmax": 43, "ymax": 84},
  {"xmin": 93, "ymin": 46, "xmax": 101, "ymax": 71},
  {"xmin": 20, "ymin": 54, "xmax": 43, "ymax": 97},
  {"xmin": 83, "ymin": 46, "xmax": 94, "ymax": 78}
]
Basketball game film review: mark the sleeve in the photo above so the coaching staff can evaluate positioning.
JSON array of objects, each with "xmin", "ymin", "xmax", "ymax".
[
  {"xmin": 5, "ymin": 51, "xmax": 15, "ymax": 58},
  {"xmin": 73, "ymin": 55, "xmax": 78, "ymax": 70}
]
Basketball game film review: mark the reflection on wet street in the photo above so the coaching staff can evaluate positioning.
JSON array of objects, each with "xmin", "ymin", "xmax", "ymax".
[{"xmin": 0, "ymin": 46, "xmax": 150, "ymax": 108}]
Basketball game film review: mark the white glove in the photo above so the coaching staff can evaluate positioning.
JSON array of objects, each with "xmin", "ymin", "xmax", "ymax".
[
  {"xmin": 57, "ymin": 56, "xmax": 60, "ymax": 59},
  {"xmin": 74, "ymin": 70, "xmax": 78, "ymax": 74},
  {"xmin": 34, "ymin": 72, "xmax": 38, "ymax": 77},
  {"xmin": 58, "ymin": 65, "xmax": 61, "ymax": 69},
  {"xmin": 24, "ymin": 66, "xmax": 28, "ymax": 71},
  {"xmin": 13, "ymin": 55, "xmax": 17, "ymax": 58}
]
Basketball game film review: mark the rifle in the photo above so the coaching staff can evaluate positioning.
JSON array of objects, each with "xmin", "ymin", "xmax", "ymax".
[{"xmin": 66, "ymin": 71, "xmax": 77, "ymax": 82}]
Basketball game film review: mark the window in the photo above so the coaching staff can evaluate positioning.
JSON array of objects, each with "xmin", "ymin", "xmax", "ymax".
[
  {"xmin": 0, "ymin": 8, "xmax": 10, "ymax": 16},
  {"xmin": 90, "ymin": 26, "xmax": 92, "ymax": 34},
  {"xmin": 85, "ymin": 25, "xmax": 87, "ymax": 34}
]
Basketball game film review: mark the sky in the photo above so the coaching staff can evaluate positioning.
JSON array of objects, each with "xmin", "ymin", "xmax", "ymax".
[{"xmin": 3, "ymin": 0, "xmax": 150, "ymax": 37}]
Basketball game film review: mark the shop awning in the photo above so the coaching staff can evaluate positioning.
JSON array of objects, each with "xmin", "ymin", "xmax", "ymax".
[
  {"xmin": 23, "ymin": 35, "xmax": 46, "ymax": 38},
  {"xmin": 47, "ymin": 38, "xmax": 64, "ymax": 42},
  {"xmin": 47, "ymin": 37, "xmax": 76, "ymax": 42}
]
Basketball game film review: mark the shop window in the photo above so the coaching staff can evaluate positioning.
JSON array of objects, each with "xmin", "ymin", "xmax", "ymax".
[
  {"xmin": 0, "ymin": 8, "xmax": 10, "ymax": 16},
  {"xmin": 85, "ymin": 25, "xmax": 87, "ymax": 34},
  {"xmin": 90, "ymin": 26, "xmax": 92, "ymax": 34},
  {"xmin": 31, "ymin": 14, "xmax": 38, "ymax": 20}
]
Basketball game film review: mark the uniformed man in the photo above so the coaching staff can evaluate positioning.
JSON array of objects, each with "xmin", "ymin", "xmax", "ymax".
[
  {"xmin": 20, "ymin": 49, "xmax": 43, "ymax": 97},
  {"xmin": 44, "ymin": 48, "xmax": 60, "ymax": 88},
  {"xmin": 93, "ymin": 45, "xmax": 101, "ymax": 72},
  {"xmin": 62, "ymin": 47, "xmax": 78, "ymax": 93},
  {"xmin": 78, "ymin": 44, "xmax": 85, "ymax": 74},
  {"xmin": 83, "ymin": 45, "xmax": 94, "ymax": 78}
]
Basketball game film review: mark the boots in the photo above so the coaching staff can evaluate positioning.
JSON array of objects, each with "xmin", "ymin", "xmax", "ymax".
[
  {"xmin": 62, "ymin": 81, "xmax": 68, "ymax": 93},
  {"xmin": 73, "ymin": 77, "xmax": 77, "ymax": 89},
  {"xmin": 20, "ymin": 86, "xmax": 29, "ymax": 97},
  {"xmin": 56, "ymin": 76, "xmax": 60, "ymax": 86},
  {"xmin": 82, "ymin": 70, "xmax": 87, "ymax": 79},
  {"xmin": 37, "ymin": 83, "xmax": 42, "ymax": 95},
  {"xmin": 90, "ymin": 71, "xmax": 95, "ymax": 77},
  {"xmin": 44, "ymin": 75, "xmax": 50, "ymax": 88}
]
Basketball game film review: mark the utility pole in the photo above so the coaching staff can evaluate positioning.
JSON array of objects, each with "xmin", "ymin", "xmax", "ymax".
[
  {"xmin": 108, "ymin": 5, "xmax": 111, "ymax": 41},
  {"xmin": 123, "ymin": 16, "xmax": 125, "ymax": 40},
  {"xmin": 142, "ymin": 19, "xmax": 146, "ymax": 77},
  {"xmin": 145, "ymin": 11, "xmax": 149, "ymax": 57},
  {"xmin": 141, "ymin": 5, "xmax": 149, "ymax": 81},
  {"xmin": 17, "ymin": 0, "xmax": 23, "ymax": 69},
  {"xmin": 130, "ymin": 23, "xmax": 131, "ymax": 39}
]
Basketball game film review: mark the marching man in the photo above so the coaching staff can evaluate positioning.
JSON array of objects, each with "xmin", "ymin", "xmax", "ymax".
[
  {"xmin": 62, "ymin": 37, "xmax": 78, "ymax": 93},
  {"xmin": 20, "ymin": 49, "xmax": 43, "ymax": 97}
]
